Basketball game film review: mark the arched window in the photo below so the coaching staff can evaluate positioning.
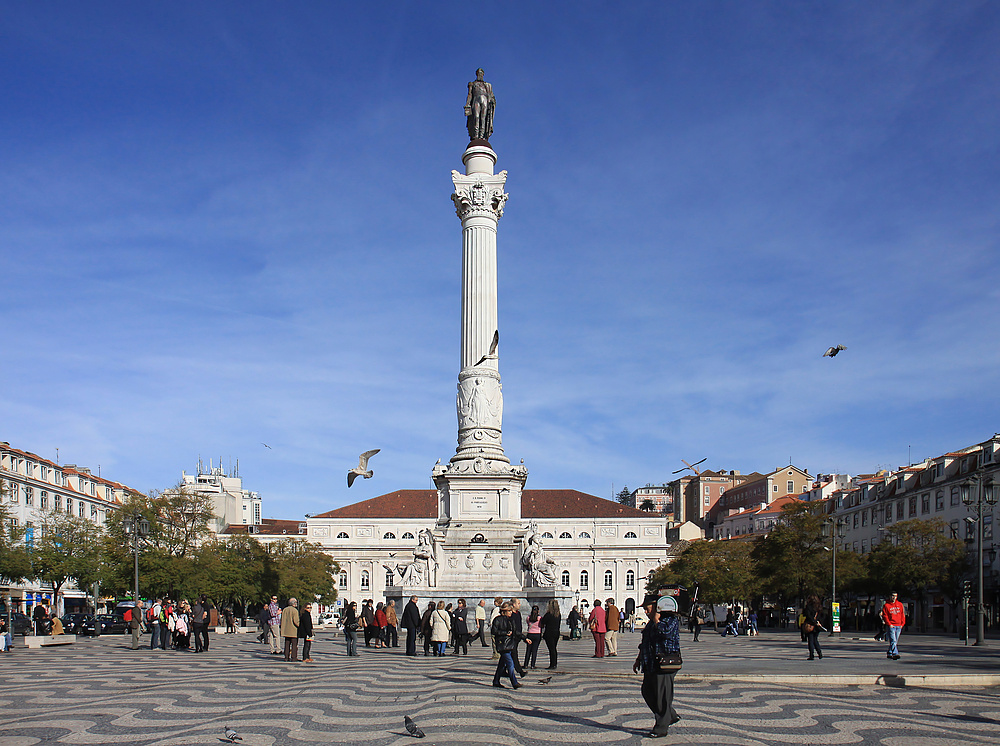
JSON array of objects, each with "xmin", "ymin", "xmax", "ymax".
[
  {"xmin": 579, "ymin": 531, "xmax": 591, "ymax": 539},
  {"xmin": 360, "ymin": 570, "xmax": 370, "ymax": 590},
  {"xmin": 338, "ymin": 571, "xmax": 348, "ymax": 589},
  {"xmin": 626, "ymin": 570, "xmax": 635, "ymax": 590},
  {"xmin": 65, "ymin": 498, "xmax": 73, "ymax": 514},
  {"xmin": 561, "ymin": 570, "xmax": 571, "ymax": 587},
  {"xmin": 337, "ymin": 532, "xmax": 349, "ymax": 539},
  {"xmin": 624, "ymin": 531, "xmax": 637, "ymax": 539},
  {"xmin": 401, "ymin": 532, "xmax": 415, "ymax": 539},
  {"xmin": 604, "ymin": 570, "xmax": 614, "ymax": 590},
  {"xmin": 383, "ymin": 532, "xmax": 396, "ymax": 540},
  {"xmin": 559, "ymin": 532, "xmax": 572, "ymax": 539},
  {"xmin": 471, "ymin": 533, "xmax": 487, "ymax": 543},
  {"xmin": 580, "ymin": 570, "xmax": 589, "ymax": 590},
  {"xmin": 78, "ymin": 502, "xmax": 85, "ymax": 517},
  {"xmin": 542, "ymin": 532, "xmax": 554, "ymax": 539}
]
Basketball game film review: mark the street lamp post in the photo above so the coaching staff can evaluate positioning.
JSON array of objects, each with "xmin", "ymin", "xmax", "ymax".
[
  {"xmin": 961, "ymin": 474, "xmax": 997, "ymax": 646},
  {"xmin": 822, "ymin": 517, "xmax": 847, "ymax": 636},
  {"xmin": 123, "ymin": 512, "xmax": 150, "ymax": 609}
]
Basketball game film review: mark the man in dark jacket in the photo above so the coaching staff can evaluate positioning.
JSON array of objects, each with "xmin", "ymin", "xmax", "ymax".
[
  {"xmin": 491, "ymin": 603, "xmax": 521, "ymax": 689},
  {"xmin": 452, "ymin": 598, "xmax": 470, "ymax": 655},
  {"xmin": 192, "ymin": 596, "xmax": 210, "ymax": 652},
  {"xmin": 401, "ymin": 596, "xmax": 421, "ymax": 656},
  {"xmin": 509, "ymin": 598, "xmax": 526, "ymax": 677},
  {"xmin": 361, "ymin": 600, "xmax": 376, "ymax": 647},
  {"xmin": 298, "ymin": 602, "xmax": 315, "ymax": 662}
]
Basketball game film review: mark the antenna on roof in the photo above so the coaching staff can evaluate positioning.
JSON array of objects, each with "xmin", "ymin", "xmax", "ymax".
[{"xmin": 55, "ymin": 448, "xmax": 59, "ymax": 465}]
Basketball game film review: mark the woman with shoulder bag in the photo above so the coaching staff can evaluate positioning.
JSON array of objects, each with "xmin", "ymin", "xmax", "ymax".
[
  {"xmin": 431, "ymin": 601, "xmax": 451, "ymax": 657},
  {"xmin": 633, "ymin": 594, "xmax": 682, "ymax": 739},
  {"xmin": 343, "ymin": 601, "xmax": 360, "ymax": 656},
  {"xmin": 802, "ymin": 595, "xmax": 825, "ymax": 660}
]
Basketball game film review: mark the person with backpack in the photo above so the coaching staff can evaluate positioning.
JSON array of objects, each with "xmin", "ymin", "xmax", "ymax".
[{"xmin": 148, "ymin": 599, "xmax": 162, "ymax": 650}]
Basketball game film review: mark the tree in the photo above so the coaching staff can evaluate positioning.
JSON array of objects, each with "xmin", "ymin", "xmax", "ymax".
[
  {"xmin": 0, "ymin": 499, "xmax": 32, "ymax": 585},
  {"xmin": 866, "ymin": 519, "xmax": 967, "ymax": 631},
  {"xmin": 752, "ymin": 502, "xmax": 829, "ymax": 607},
  {"xmin": 615, "ymin": 487, "xmax": 632, "ymax": 506},
  {"xmin": 32, "ymin": 514, "xmax": 105, "ymax": 613},
  {"xmin": 267, "ymin": 539, "xmax": 338, "ymax": 603},
  {"xmin": 647, "ymin": 540, "xmax": 760, "ymax": 614},
  {"xmin": 639, "ymin": 499, "xmax": 656, "ymax": 512},
  {"xmin": 194, "ymin": 535, "xmax": 272, "ymax": 618}
]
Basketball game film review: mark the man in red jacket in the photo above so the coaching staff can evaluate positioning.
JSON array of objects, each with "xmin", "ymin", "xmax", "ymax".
[{"xmin": 880, "ymin": 592, "xmax": 906, "ymax": 660}]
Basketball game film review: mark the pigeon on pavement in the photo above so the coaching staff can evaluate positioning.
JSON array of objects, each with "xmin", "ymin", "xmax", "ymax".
[
  {"xmin": 224, "ymin": 726, "xmax": 242, "ymax": 742},
  {"xmin": 404, "ymin": 715, "xmax": 425, "ymax": 738}
]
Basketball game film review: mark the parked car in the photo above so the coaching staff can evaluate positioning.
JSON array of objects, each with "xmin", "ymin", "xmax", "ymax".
[
  {"xmin": 317, "ymin": 611, "xmax": 340, "ymax": 627},
  {"xmin": 61, "ymin": 613, "xmax": 99, "ymax": 637},
  {"xmin": 7, "ymin": 612, "xmax": 32, "ymax": 635},
  {"xmin": 95, "ymin": 614, "xmax": 130, "ymax": 635}
]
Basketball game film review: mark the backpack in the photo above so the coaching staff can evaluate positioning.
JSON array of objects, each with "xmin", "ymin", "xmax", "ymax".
[
  {"xmin": 123, "ymin": 608, "xmax": 133, "ymax": 623},
  {"xmin": 146, "ymin": 606, "xmax": 156, "ymax": 622}
]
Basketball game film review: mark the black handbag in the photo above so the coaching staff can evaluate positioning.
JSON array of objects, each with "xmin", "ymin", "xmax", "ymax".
[{"xmin": 655, "ymin": 651, "xmax": 683, "ymax": 672}]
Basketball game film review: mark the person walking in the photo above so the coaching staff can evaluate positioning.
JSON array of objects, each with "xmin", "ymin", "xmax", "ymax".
[
  {"xmin": 881, "ymin": 592, "xmax": 906, "ymax": 660},
  {"xmin": 401, "ymin": 595, "xmax": 421, "ymax": 656},
  {"xmin": 605, "ymin": 598, "xmax": 620, "ymax": 656},
  {"xmin": 568, "ymin": 605, "xmax": 581, "ymax": 640},
  {"xmin": 588, "ymin": 599, "xmax": 607, "ymax": 658},
  {"xmin": 280, "ymin": 597, "xmax": 300, "ymax": 662},
  {"xmin": 489, "ymin": 596, "xmax": 503, "ymax": 659},
  {"xmin": 748, "ymin": 608, "xmax": 759, "ymax": 636},
  {"xmin": 149, "ymin": 599, "xmax": 163, "ymax": 650},
  {"xmin": 802, "ymin": 595, "xmax": 825, "ymax": 660},
  {"xmin": 691, "ymin": 604, "xmax": 704, "ymax": 642},
  {"xmin": 266, "ymin": 595, "xmax": 281, "ymax": 655},
  {"xmin": 299, "ymin": 601, "xmax": 315, "ymax": 662},
  {"xmin": 374, "ymin": 602, "xmax": 388, "ymax": 648},
  {"xmin": 540, "ymin": 599, "xmax": 561, "ymax": 670},
  {"xmin": 431, "ymin": 601, "xmax": 451, "ymax": 657},
  {"xmin": 452, "ymin": 598, "xmax": 470, "ymax": 655},
  {"xmin": 634, "ymin": 594, "xmax": 682, "ymax": 739},
  {"xmin": 192, "ymin": 596, "xmax": 209, "ymax": 653},
  {"xmin": 510, "ymin": 598, "xmax": 527, "ymax": 677},
  {"xmin": 128, "ymin": 601, "xmax": 143, "ymax": 650},
  {"xmin": 523, "ymin": 605, "xmax": 542, "ymax": 669},
  {"xmin": 361, "ymin": 600, "xmax": 376, "ymax": 647},
  {"xmin": 491, "ymin": 603, "xmax": 521, "ymax": 689},
  {"xmin": 475, "ymin": 599, "xmax": 488, "ymax": 647},
  {"xmin": 343, "ymin": 601, "xmax": 361, "ymax": 656},
  {"xmin": 385, "ymin": 599, "xmax": 399, "ymax": 648}
]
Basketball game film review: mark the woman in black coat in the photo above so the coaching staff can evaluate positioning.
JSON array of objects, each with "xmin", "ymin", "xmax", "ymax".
[
  {"xmin": 802, "ymin": 595, "xmax": 825, "ymax": 660},
  {"xmin": 298, "ymin": 602, "xmax": 315, "ymax": 662},
  {"xmin": 540, "ymin": 599, "xmax": 562, "ymax": 670}
]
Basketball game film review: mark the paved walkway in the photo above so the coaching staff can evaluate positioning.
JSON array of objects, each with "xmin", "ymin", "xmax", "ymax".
[{"xmin": 0, "ymin": 629, "xmax": 996, "ymax": 744}]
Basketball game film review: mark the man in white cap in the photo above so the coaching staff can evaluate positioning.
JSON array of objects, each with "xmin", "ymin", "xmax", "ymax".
[{"xmin": 633, "ymin": 593, "xmax": 682, "ymax": 738}]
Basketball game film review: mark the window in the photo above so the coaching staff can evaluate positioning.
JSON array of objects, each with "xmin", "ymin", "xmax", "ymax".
[
  {"xmin": 26, "ymin": 463, "xmax": 33, "ymax": 477},
  {"xmin": 41, "ymin": 466, "xmax": 49, "ymax": 480},
  {"xmin": 951, "ymin": 486, "xmax": 960, "ymax": 506},
  {"xmin": 787, "ymin": 480, "xmax": 794, "ymax": 493},
  {"xmin": 579, "ymin": 570, "xmax": 589, "ymax": 590},
  {"xmin": 861, "ymin": 511, "xmax": 867, "ymax": 527},
  {"xmin": 40, "ymin": 492, "xmax": 48, "ymax": 510},
  {"xmin": 773, "ymin": 484, "xmax": 779, "ymax": 492},
  {"xmin": 604, "ymin": 570, "xmax": 613, "ymax": 590},
  {"xmin": 90, "ymin": 505, "xmax": 97, "ymax": 518},
  {"xmin": 105, "ymin": 486, "xmax": 111, "ymax": 500},
  {"xmin": 360, "ymin": 570, "xmax": 370, "ymax": 590},
  {"xmin": 401, "ymin": 532, "xmax": 415, "ymax": 540},
  {"xmin": 966, "ymin": 520, "xmax": 975, "ymax": 540},
  {"xmin": 853, "ymin": 513, "xmax": 859, "ymax": 529},
  {"xmin": 861, "ymin": 539, "xmax": 868, "ymax": 553},
  {"xmin": 90, "ymin": 482, "xmax": 95, "ymax": 495},
  {"xmin": 704, "ymin": 485, "xmax": 710, "ymax": 494},
  {"xmin": 561, "ymin": 570, "xmax": 570, "ymax": 587},
  {"xmin": 337, "ymin": 532, "xmax": 349, "ymax": 539},
  {"xmin": 896, "ymin": 501, "xmax": 904, "ymax": 520},
  {"xmin": 559, "ymin": 532, "xmax": 572, "ymax": 539},
  {"xmin": 624, "ymin": 531, "xmax": 637, "ymax": 538},
  {"xmin": 8, "ymin": 483, "xmax": 18, "ymax": 502},
  {"xmin": 986, "ymin": 514, "xmax": 994, "ymax": 541},
  {"xmin": 382, "ymin": 532, "xmax": 396, "ymax": 540},
  {"xmin": 908, "ymin": 496, "xmax": 917, "ymax": 517},
  {"xmin": 921, "ymin": 493, "xmax": 930, "ymax": 515},
  {"xmin": 24, "ymin": 487, "xmax": 33, "ymax": 507},
  {"xmin": 626, "ymin": 570, "xmax": 635, "ymax": 590},
  {"xmin": 78, "ymin": 502, "xmax": 85, "ymax": 517},
  {"xmin": 579, "ymin": 532, "xmax": 591, "ymax": 539},
  {"xmin": 935, "ymin": 491, "xmax": 944, "ymax": 511},
  {"xmin": 542, "ymin": 532, "xmax": 554, "ymax": 539},
  {"xmin": 66, "ymin": 498, "xmax": 72, "ymax": 514},
  {"xmin": 339, "ymin": 571, "xmax": 348, "ymax": 589},
  {"xmin": 950, "ymin": 520, "xmax": 960, "ymax": 538},
  {"xmin": 704, "ymin": 495, "xmax": 710, "ymax": 505}
]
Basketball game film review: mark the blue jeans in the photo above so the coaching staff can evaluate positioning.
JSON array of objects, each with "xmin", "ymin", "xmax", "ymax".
[
  {"xmin": 345, "ymin": 628, "xmax": 358, "ymax": 656},
  {"xmin": 887, "ymin": 625, "xmax": 901, "ymax": 657},
  {"xmin": 150, "ymin": 623, "xmax": 160, "ymax": 650},
  {"xmin": 493, "ymin": 650, "xmax": 518, "ymax": 685},
  {"xmin": 436, "ymin": 641, "xmax": 447, "ymax": 656}
]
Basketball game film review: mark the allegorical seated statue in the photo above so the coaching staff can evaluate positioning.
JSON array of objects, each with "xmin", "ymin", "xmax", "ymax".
[
  {"xmin": 465, "ymin": 68, "xmax": 495, "ymax": 142},
  {"xmin": 521, "ymin": 527, "xmax": 558, "ymax": 586}
]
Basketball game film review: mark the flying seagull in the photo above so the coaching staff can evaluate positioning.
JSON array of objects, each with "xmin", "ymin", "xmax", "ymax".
[
  {"xmin": 823, "ymin": 345, "xmax": 847, "ymax": 358},
  {"xmin": 404, "ymin": 715, "xmax": 426, "ymax": 738},
  {"xmin": 223, "ymin": 726, "xmax": 242, "ymax": 742},
  {"xmin": 475, "ymin": 330, "xmax": 500, "ymax": 366},
  {"xmin": 348, "ymin": 449, "xmax": 381, "ymax": 487},
  {"xmin": 261, "ymin": 443, "xmax": 271, "ymax": 449}
]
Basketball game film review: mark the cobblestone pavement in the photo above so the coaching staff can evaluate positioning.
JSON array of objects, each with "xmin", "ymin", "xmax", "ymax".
[{"xmin": 0, "ymin": 631, "xmax": 997, "ymax": 745}]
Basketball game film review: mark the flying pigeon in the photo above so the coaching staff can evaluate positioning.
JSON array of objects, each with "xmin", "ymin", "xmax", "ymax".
[
  {"xmin": 538, "ymin": 676, "xmax": 552, "ymax": 685},
  {"xmin": 404, "ymin": 715, "xmax": 425, "ymax": 738},
  {"xmin": 223, "ymin": 726, "xmax": 242, "ymax": 742},
  {"xmin": 261, "ymin": 443, "xmax": 271, "ymax": 449},
  {"xmin": 823, "ymin": 345, "xmax": 847, "ymax": 358},
  {"xmin": 475, "ymin": 330, "xmax": 500, "ymax": 366},
  {"xmin": 348, "ymin": 449, "xmax": 380, "ymax": 487}
]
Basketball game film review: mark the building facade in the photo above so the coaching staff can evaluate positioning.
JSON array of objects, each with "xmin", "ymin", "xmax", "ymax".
[{"xmin": 178, "ymin": 464, "xmax": 262, "ymax": 535}]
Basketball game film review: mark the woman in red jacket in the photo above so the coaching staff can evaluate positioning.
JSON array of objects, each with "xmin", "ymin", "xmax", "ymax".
[{"xmin": 374, "ymin": 602, "xmax": 389, "ymax": 648}]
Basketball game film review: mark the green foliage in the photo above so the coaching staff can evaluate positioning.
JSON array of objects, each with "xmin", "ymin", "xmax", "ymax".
[
  {"xmin": 647, "ymin": 539, "xmax": 760, "ymax": 605},
  {"xmin": 0, "ymin": 499, "xmax": 32, "ymax": 583},
  {"xmin": 639, "ymin": 499, "xmax": 656, "ymax": 512},
  {"xmin": 267, "ymin": 538, "xmax": 338, "ymax": 604},
  {"xmin": 752, "ymin": 502, "xmax": 829, "ymax": 603},
  {"xmin": 866, "ymin": 519, "xmax": 967, "ymax": 600},
  {"xmin": 32, "ymin": 513, "xmax": 105, "ymax": 609},
  {"xmin": 615, "ymin": 487, "xmax": 632, "ymax": 506}
]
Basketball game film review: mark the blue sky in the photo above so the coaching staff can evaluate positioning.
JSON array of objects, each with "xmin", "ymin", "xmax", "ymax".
[{"xmin": 2, "ymin": 2, "xmax": 998, "ymax": 518}]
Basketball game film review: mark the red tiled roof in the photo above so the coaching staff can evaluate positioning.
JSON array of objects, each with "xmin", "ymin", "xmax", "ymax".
[
  {"xmin": 312, "ymin": 489, "xmax": 653, "ymax": 520},
  {"xmin": 223, "ymin": 519, "xmax": 303, "ymax": 536}
]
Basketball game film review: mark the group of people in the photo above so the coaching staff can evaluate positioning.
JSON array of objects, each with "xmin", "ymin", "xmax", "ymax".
[
  {"xmin": 797, "ymin": 591, "xmax": 907, "ymax": 661},
  {"xmin": 257, "ymin": 595, "xmax": 316, "ymax": 662},
  {"xmin": 132, "ymin": 596, "xmax": 212, "ymax": 652},
  {"xmin": 584, "ymin": 598, "xmax": 627, "ymax": 658}
]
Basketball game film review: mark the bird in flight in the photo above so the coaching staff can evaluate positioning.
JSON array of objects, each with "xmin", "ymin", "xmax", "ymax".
[
  {"xmin": 823, "ymin": 345, "xmax": 847, "ymax": 358},
  {"xmin": 261, "ymin": 443, "xmax": 271, "ymax": 449},
  {"xmin": 404, "ymin": 715, "xmax": 426, "ymax": 738},
  {"xmin": 348, "ymin": 449, "xmax": 380, "ymax": 487},
  {"xmin": 475, "ymin": 329, "xmax": 500, "ymax": 366}
]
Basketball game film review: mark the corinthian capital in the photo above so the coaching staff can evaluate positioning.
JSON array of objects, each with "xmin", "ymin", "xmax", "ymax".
[{"xmin": 451, "ymin": 170, "xmax": 508, "ymax": 221}]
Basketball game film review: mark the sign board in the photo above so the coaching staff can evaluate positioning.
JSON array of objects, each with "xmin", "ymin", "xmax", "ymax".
[{"xmin": 832, "ymin": 601, "xmax": 841, "ymax": 633}]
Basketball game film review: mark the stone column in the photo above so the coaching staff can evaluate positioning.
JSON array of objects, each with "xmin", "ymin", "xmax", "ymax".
[{"xmin": 451, "ymin": 144, "xmax": 509, "ymax": 464}]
